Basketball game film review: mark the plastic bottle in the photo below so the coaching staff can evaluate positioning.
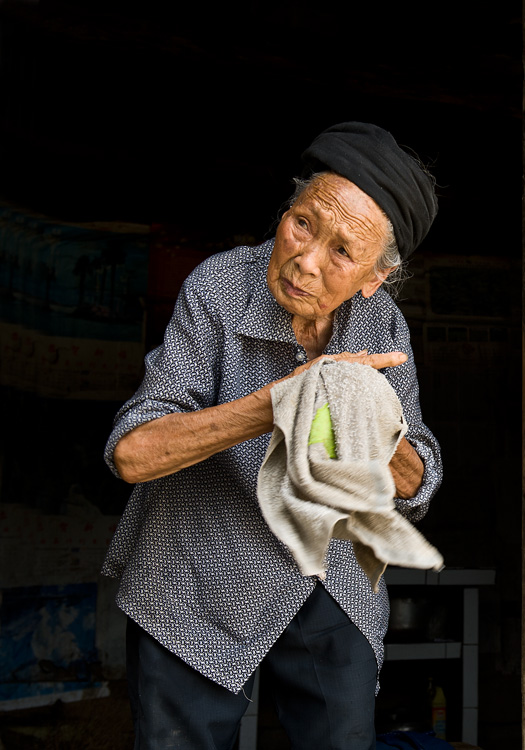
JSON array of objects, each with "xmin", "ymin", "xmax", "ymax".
[{"xmin": 429, "ymin": 680, "xmax": 447, "ymax": 739}]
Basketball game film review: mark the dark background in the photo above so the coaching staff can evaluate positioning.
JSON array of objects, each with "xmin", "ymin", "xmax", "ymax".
[{"xmin": 0, "ymin": 1, "xmax": 522, "ymax": 748}]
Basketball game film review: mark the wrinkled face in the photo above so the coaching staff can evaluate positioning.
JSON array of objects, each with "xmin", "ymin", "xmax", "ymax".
[{"xmin": 267, "ymin": 173, "xmax": 390, "ymax": 321}]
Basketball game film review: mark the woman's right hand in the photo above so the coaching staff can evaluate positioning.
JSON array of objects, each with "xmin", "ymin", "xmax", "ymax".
[{"xmin": 291, "ymin": 350, "xmax": 408, "ymax": 377}]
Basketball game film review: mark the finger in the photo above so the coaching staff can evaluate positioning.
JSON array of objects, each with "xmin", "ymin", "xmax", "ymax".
[
  {"xmin": 292, "ymin": 350, "xmax": 407, "ymax": 376},
  {"xmin": 363, "ymin": 351, "xmax": 408, "ymax": 369}
]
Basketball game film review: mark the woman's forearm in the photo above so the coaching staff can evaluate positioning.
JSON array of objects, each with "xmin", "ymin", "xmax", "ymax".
[
  {"xmin": 389, "ymin": 437, "xmax": 425, "ymax": 499},
  {"xmin": 113, "ymin": 385, "xmax": 275, "ymax": 483}
]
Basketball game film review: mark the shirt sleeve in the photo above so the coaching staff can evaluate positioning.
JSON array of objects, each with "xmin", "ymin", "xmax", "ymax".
[
  {"xmin": 383, "ymin": 309, "xmax": 443, "ymax": 523},
  {"xmin": 104, "ymin": 269, "xmax": 223, "ymax": 477}
]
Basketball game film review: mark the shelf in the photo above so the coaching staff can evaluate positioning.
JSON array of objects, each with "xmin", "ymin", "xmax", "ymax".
[
  {"xmin": 384, "ymin": 567, "xmax": 496, "ymax": 586},
  {"xmin": 385, "ymin": 641, "xmax": 462, "ymax": 661},
  {"xmin": 381, "ymin": 568, "xmax": 496, "ymax": 745}
]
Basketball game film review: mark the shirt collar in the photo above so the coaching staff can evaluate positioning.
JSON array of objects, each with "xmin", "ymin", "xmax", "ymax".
[{"xmin": 236, "ymin": 241, "xmax": 297, "ymax": 344}]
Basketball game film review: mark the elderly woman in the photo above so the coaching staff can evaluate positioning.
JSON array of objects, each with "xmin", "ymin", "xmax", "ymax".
[{"xmin": 103, "ymin": 122, "xmax": 442, "ymax": 750}]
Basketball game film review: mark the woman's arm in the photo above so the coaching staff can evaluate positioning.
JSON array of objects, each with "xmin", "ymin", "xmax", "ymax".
[
  {"xmin": 389, "ymin": 437, "xmax": 425, "ymax": 499},
  {"xmin": 114, "ymin": 350, "xmax": 408, "ymax": 483},
  {"xmin": 381, "ymin": 307, "xmax": 442, "ymax": 516},
  {"xmin": 114, "ymin": 385, "xmax": 274, "ymax": 483}
]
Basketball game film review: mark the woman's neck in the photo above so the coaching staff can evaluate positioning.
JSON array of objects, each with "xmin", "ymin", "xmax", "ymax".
[{"xmin": 292, "ymin": 315, "xmax": 334, "ymax": 361}]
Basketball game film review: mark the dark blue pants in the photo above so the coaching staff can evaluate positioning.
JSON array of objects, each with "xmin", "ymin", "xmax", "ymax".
[{"xmin": 126, "ymin": 585, "xmax": 378, "ymax": 750}]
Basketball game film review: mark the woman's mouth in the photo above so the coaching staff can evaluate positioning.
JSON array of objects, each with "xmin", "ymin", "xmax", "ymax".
[{"xmin": 281, "ymin": 278, "xmax": 310, "ymax": 297}]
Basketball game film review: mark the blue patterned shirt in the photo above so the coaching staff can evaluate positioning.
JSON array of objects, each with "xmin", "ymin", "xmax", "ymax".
[{"xmin": 102, "ymin": 239, "xmax": 442, "ymax": 693}]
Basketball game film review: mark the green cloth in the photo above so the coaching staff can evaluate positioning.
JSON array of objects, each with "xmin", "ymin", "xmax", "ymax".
[{"xmin": 308, "ymin": 402, "xmax": 337, "ymax": 459}]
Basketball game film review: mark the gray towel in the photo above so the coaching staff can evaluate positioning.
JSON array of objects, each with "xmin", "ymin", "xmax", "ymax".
[{"xmin": 257, "ymin": 359, "xmax": 443, "ymax": 592}]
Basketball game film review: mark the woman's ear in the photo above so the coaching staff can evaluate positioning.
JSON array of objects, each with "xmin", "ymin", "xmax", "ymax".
[{"xmin": 361, "ymin": 267, "xmax": 396, "ymax": 298}]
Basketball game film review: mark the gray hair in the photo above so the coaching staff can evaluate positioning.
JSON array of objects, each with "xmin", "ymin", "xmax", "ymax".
[{"xmin": 288, "ymin": 174, "xmax": 410, "ymax": 298}]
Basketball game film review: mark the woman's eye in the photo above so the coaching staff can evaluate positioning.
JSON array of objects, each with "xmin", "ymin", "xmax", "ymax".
[
  {"xmin": 296, "ymin": 217, "xmax": 308, "ymax": 230},
  {"xmin": 336, "ymin": 247, "xmax": 349, "ymax": 257}
]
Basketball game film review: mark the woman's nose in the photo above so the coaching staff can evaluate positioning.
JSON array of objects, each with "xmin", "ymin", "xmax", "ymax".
[{"xmin": 294, "ymin": 243, "xmax": 323, "ymax": 275}]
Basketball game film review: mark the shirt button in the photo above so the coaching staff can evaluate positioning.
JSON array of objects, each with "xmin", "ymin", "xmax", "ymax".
[{"xmin": 295, "ymin": 351, "xmax": 307, "ymax": 363}]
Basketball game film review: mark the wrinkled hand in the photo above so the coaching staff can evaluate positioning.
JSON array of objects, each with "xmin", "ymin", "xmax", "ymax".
[{"xmin": 292, "ymin": 349, "xmax": 407, "ymax": 377}]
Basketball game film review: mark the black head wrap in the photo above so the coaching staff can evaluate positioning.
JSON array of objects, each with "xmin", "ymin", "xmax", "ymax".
[{"xmin": 301, "ymin": 121, "xmax": 438, "ymax": 259}]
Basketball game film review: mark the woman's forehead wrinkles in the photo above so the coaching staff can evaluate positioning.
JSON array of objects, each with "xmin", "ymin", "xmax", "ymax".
[{"xmin": 307, "ymin": 187, "xmax": 385, "ymax": 245}]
